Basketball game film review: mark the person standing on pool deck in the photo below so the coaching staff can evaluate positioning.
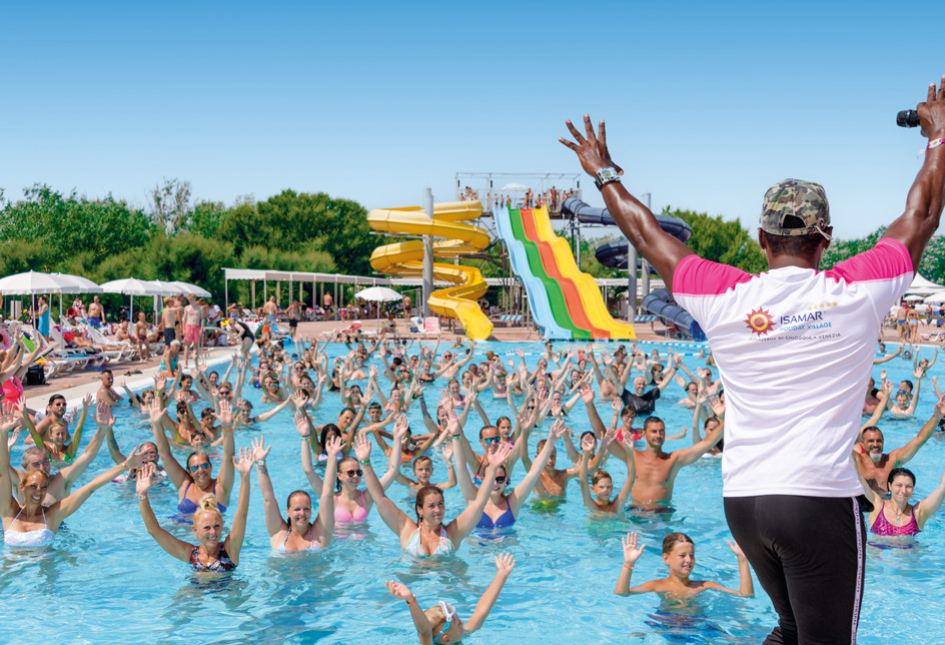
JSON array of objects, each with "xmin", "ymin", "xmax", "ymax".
[
  {"xmin": 559, "ymin": 75, "xmax": 945, "ymax": 644},
  {"xmin": 87, "ymin": 295, "xmax": 104, "ymax": 328}
]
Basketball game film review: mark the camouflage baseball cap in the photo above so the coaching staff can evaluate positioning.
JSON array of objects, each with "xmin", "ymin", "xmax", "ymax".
[{"xmin": 760, "ymin": 179, "xmax": 831, "ymax": 240}]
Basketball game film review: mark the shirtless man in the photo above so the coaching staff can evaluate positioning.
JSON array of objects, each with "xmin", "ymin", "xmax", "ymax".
[
  {"xmin": 160, "ymin": 296, "xmax": 179, "ymax": 346},
  {"xmin": 854, "ymin": 397, "xmax": 944, "ymax": 495},
  {"xmin": 286, "ymin": 300, "xmax": 300, "ymax": 339},
  {"xmin": 181, "ymin": 294, "xmax": 204, "ymax": 368},
  {"xmin": 628, "ymin": 416, "xmax": 724, "ymax": 510},
  {"xmin": 135, "ymin": 311, "xmax": 151, "ymax": 361},
  {"xmin": 263, "ymin": 296, "xmax": 278, "ymax": 320},
  {"xmin": 87, "ymin": 295, "xmax": 105, "ymax": 328},
  {"xmin": 322, "ymin": 291, "xmax": 333, "ymax": 315},
  {"xmin": 522, "ymin": 436, "xmax": 581, "ymax": 497},
  {"xmin": 96, "ymin": 369, "xmax": 121, "ymax": 406}
]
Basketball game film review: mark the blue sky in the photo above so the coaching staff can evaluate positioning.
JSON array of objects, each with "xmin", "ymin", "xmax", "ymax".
[{"xmin": 1, "ymin": 0, "xmax": 942, "ymax": 241}]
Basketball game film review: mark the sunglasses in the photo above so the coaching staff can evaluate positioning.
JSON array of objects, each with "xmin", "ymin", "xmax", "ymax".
[
  {"xmin": 495, "ymin": 476, "xmax": 508, "ymax": 484},
  {"xmin": 189, "ymin": 462, "xmax": 211, "ymax": 472},
  {"xmin": 483, "ymin": 437, "xmax": 500, "ymax": 445},
  {"xmin": 344, "ymin": 469, "xmax": 363, "ymax": 477}
]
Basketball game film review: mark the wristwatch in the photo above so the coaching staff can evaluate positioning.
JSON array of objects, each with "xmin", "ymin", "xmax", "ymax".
[{"xmin": 594, "ymin": 167, "xmax": 621, "ymax": 190}]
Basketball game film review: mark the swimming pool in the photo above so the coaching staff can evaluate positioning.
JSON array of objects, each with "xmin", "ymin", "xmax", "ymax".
[{"xmin": 3, "ymin": 340, "xmax": 943, "ymax": 643}]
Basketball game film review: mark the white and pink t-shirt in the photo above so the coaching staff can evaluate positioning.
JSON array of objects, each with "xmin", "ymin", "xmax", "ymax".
[{"xmin": 673, "ymin": 238, "xmax": 913, "ymax": 498}]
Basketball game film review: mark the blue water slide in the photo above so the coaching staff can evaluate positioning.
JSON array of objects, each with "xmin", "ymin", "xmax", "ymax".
[
  {"xmin": 641, "ymin": 288, "xmax": 706, "ymax": 341},
  {"xmin": 494, "ymin": 206, "xmax": 571, "ymax": 340}
]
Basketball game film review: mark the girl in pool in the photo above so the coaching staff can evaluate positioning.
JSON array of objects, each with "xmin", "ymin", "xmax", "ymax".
[
  {"xmin": 24, "ymin": 393, "xmax": 93, "ymax": 463},
  {"xmin": 360, "ymin": 433, "xmax": 512, "ymax": 556},
  {"xmin": 255, "ymin": 435, "xmax": 341, "ymax": 552},
  {"xmin": 579, "ymin": 430, "xmax": 635, "ymax": 513},
  {"xmin": 615, "ymin": 532, "xmax": 753, "ymax": 598},
  {"xmin": 859, "ymin": 466, "xmax": 945, "ymax": 538},
  {"xmin": 1, "ymin": 409, "xmax": 147, "ymax": 548},
  {"xmin": 386, "ymin": 552, "xmax": 516, "ymax": 644},
  {"xmin": 297, "ymin": 411, "xmax": 402, "ymax": 524},
  {"xmin": 135, "ymin": 446, "xmax": 253, "ymax": 572},
  {"xmin": 148, "ymin": 399, "xmax": 235, "ymax": 516}
]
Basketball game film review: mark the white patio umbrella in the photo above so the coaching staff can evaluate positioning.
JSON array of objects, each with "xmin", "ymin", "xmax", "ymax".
[
  {"xmin": 100, "ymin": 278, "xmax": 167, "ymax": 322},
  {"xmin": 170, "ymin": 280, "xmax": 212, "ymax": 298},
  {"xmin": 924, "ymin": 291, "xmax": 945, "ymax": 304},
  {"xmin": 0, "ymin": 271, "xmax": 74, "ymax": 335},
  {"xmin": 355, "ymin": 286, "xmax": 403, "ymax": 320},
  {"xmin": 145, "ymin": 280, "xmax": 183, "ymax": 295},
  {"xmin": 904, "ymin": 273, "xmax": 945, "ymax": 296},
  {"xmin": 49, "ymin": 273, "xmax": 104, "ymax": 325}
]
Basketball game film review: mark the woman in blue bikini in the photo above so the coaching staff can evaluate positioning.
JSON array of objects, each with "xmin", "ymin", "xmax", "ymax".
[
  {"xmin": 148, "ymin": 399, "xmax": 235, "ymax": 516},
  {"xmin": 135, "ymin": 446, "xmax": 253, "ymax": 572},
  {"xmin": 358, "ymin": 432, "xmax": 511, "ymax": 557},
  {"xmin": 457, "ymin": 419, "xmax": 567, "ymax": 530}
]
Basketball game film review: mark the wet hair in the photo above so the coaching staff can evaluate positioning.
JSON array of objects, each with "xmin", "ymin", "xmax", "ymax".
[
  {"xmin": 19, "ymin": 469, "xmax": 50, "ymax": 491},
  {"xmin": 479, "ymin": 425, "xmax": 498, "ymax": 440},
  {"xmin": 339, "ymin": 406, "xmax": 356, "ymax": 418},
  {"xmin": 887, "ymin": 467, "xmax": 916, "ymax": 488},
  {"xmin": 176, "ymin": 401, "xmax": 189, "ymax": 415},
  {"xmin": 192, "ymin": 494, "xmax": 222, "ymax": 527},
  {"xmin": 102, "ymin": 369, "xmax": 113, "ymax": 377},
  {"xmin": 662, "ymin": 532, "xmax": 694, "ymax": 554},
  {"xmin": 591, "ymin": 470, "xmax": 612, "ymax": 487},
  {"xmin": 901, "ymin": 380, "xmax": 914, "ymax": 392},
  {"xmin": 48, "ymin": 394, "xmax": 66, "ymax": 406},
  {"xmin": 201, "ymin": 408, "xmax": 215, "ymax": 419},
  {"xmin": 413, "ymin": 455, "xmax": 433, "ymax": 471},
  {"xmin": 414, "ymin": 485, "xmax": 444, "ymax": 522},
  {"xmin": 761, "ymin": 228, "xmax": 825, "ymax": 258},
  {"xmin": 580, "ymin": 430, "xmax": 597, "ymax": 442},
  {"xmin": 286, "ymin": 490, "xmax": 311, "ymax": 509},
  {"xmin": 320, "ymin": 424, "xmax": 342, "ymax": 454},
  {"xmin": 336, "ymin": 455, "xmax": 359, "ymax": 491},
  {"xmin": 496, "ymin": 415, "xmax": 512, "ymax": 428},
  {"xmin": 643, "ymin": 416, "xmax": 664, "ymax": 430}
]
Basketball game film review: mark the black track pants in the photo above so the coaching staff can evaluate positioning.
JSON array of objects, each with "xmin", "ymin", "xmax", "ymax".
[{"xmin": 724, "ymin": 495, "xmax": 865, "ymax": 645}]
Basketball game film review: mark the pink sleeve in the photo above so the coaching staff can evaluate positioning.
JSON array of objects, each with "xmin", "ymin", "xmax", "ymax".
[
  {"xmin": 673, "ymin": 255, "xmax": 753, "ymax": 297},
  {"xmin": 823, "ymin": 238, "xmax": 913, "ymax": 284}
]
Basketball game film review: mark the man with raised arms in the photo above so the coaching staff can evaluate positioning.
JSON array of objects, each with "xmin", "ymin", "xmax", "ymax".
[{"xmin": 559, "ymin": 75, "xmax": 945, "ymax": 643}]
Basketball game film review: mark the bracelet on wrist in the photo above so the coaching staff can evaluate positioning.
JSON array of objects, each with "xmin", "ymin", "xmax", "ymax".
[
  {"xmin": 623, "ymin": 563, "xmax": 634, "ymax": 569},
  {"xmin": 405, "ymin": 597, "xmax": 415, "ymax": 606},
  {"xmin": 359, "ymin": 458, "xmax": 371, "ymax": 465},
  {"xmin": 136, "ymin": 493, "xmax": 147, "ymax": 500},
  {"xmin": 255, "ymin": 460, "xmax": 266, "ymax": 466},
  {"xmin": 928, "ymin": 137, "xmax": 945, "ymax": 152}
]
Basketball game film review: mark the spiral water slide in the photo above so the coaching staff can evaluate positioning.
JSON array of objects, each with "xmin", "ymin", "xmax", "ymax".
[
  {"xmin": 368, "ymin": 201, "xmax": 493, "ymax": 340},
  {"xmin": 495, "ymin": 205, "xmax": 635, "ymax": 340}
]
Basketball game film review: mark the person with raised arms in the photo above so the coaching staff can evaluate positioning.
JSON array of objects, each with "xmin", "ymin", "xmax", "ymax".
[
  {"xmin": 359, "ymin": 432, "xmax": 511, "ymax": 556},
  {"xmin": 578, "ymin": 429, "xmax": 635, "ymax": 514},
  {"xmin": 858, "ymin": 464, "xmax": 945, "ymax": 540},
  {"xmin": 559, "ymin": 74, "xmax": 945, "ymax": 642},
  {"xmin": 135, "ymin": 446, "xmax": 252, "ymax": 571},
  {"xmin": 615, "ymin": 532, "xmax": 753, "ymax": 598},
  {"xmin": 386, "ymin": 553, "xmax": 516, "ymax": 644},
  {"xmin": 255, "ymin": 435, "xmax": 340, "ymax": 552}
]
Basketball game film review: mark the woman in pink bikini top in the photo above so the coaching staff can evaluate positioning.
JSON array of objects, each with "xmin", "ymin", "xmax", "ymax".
[{"xmin": 860, "ymin": 466, "xmax": 945, "ymax": 539}]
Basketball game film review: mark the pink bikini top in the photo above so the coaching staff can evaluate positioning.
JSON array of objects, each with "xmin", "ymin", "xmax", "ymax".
[{"xmin": 334, "ymin": 491, "xmax": 369, "ymax": 522}]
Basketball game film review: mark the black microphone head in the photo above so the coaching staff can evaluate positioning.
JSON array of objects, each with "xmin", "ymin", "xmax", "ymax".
[{"xmin": 897, "ymin": 109, "xmax": 920, "ymax": 128}]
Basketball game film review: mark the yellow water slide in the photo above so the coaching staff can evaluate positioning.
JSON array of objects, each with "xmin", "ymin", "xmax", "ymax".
[
  {"xmin": 368, "ymin": 201, "xmax": 494, "ymax": 340},
  {"xmin": 531, "ymin": 207, "xmax": 635, "ymax": 339}
]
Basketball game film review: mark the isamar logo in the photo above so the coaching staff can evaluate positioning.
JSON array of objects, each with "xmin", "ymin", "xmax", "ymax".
[
  {"xmin": 778, "ymin": 302, "xmax": 836, "ymax": 331},
  {"xmin": 744, "ymin": 308, "xmax": 775, "ymax": 336}
]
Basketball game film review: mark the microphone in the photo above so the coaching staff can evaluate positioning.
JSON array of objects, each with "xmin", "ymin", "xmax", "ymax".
[{"xmin": 897, "ymin": 110, "xmax": 920, "ymax": 128}]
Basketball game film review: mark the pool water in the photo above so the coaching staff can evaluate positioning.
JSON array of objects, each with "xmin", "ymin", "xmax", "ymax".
[{"xmin": 3, "ymin": 341, "xmax": 944, "ymax": 644}]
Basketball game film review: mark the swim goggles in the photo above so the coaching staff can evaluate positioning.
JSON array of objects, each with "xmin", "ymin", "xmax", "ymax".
[{"xmin": 434, "ymin": 601, "xmax": 456, "ymax": 643}]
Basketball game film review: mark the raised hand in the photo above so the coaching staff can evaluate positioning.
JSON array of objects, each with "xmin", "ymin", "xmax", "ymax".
[
  {"xmin": 325, "ymin": 434, "xmax": 344, "ymax": 459},
  {"xmin": 294, "ymin": 411, "xmax": 312, "ymax": 437},
  {"xmin": 136, "ymin": 462, "xmax": 156, "ymax": 496},
  {"xmin": 353, "ymin": 433, "xmax": 372, "ymax": 462},
  {"xmin": 726, "ymin": 539, "xmax": 747, "ymax": 560},
  {"xmin": 386, "ymin": 580, "xmax": 414, "ymax": 601},
  {"xmin": 393, "ymin": 415, "xmax": 409, "ymax": 442},
  {"xmin": 880, "ymin": 369, "xmax": 887, "ymax": 382},
  {"xmin": 250, "ymin": 436, "xmax": 270, "ymax": 462},
  {"xmin": 124, "ymin": 445, "xmax": 145, "ymax": 472},
  {"xmin": 487, "ymin": 442, "xmax": 514, "ymax": 468},
  {"xmin": 214, "ymin": 399, "xmax": 234, "ymax": 427},
  {"xmin": 95, "ymin": 401, "xmax": 115, "ymax": 427},
  {"xmin": 622, "ymin": 532, "xmax": 645, "ymax": 566},
  {"xmin": 580, "ymin": 382, "xmax": 595, "ymax": 404},
  {"xmin": 148, "ymin": 398, "xmax": 166, "ymax": 424},
  {"xmin": 935, "ymin": 396, "xmax": 945, "ymax": 417},
  {"xmin": 581, "ymin": 433, "xmax": 596, "ymax": 454},
  {"xmin": 291, "ymin": 390, "xmax": 309, "ymax": 409},
  {"xmin": 549, "ymin": 419, "xmax": 568, "ymax": 441},
  {"xmin": 495, "ymin": 552, "xmax": 516, "ymax": 576},
  {"xmin": 81, "ymin": 393, "xmax": 93, "ymax": 410},
  {"xmin": 442, "ymin": 442, "xmax": 453, "ymax": 462},
  {"xmin": 611, "ymin": 398, "xmax": 622, "ymax": 414},
  {"xmin": 234, "ymin": 446, "xmax": 254, "ymax": 475}
]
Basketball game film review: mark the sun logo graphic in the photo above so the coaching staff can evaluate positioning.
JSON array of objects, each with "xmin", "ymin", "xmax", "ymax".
[{"xmin": 744, "ymin": 308, "xmax": 775, "ymax": 336}]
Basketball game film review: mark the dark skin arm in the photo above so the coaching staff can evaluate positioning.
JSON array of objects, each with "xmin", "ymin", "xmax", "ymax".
[
  {"xmin": 559, "ymin": 114, "xmax": 693, "ymax": 291},
  {"xmin": 883, "ymin": 75, "xmax": 945, "ymax": 270}
]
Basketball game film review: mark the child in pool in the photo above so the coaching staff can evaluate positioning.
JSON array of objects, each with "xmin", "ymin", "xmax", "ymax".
[
  {"xmin": 615, "ymin": 532, "xmax": 753, "ymax": 598},
  {"xmin": 387, "ymin": 552, "xmax": 515, "ymax": 644}
]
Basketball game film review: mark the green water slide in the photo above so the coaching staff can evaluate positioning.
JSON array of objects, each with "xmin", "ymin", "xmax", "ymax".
[{"xmin": 507, "ymin": 208, "xmax": 590, "ymax": 340}]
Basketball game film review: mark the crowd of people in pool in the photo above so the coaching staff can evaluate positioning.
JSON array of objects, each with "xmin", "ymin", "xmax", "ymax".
[{"xmin": 2, "ymin": 327, "xmax": 945, "ymax": 642}]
